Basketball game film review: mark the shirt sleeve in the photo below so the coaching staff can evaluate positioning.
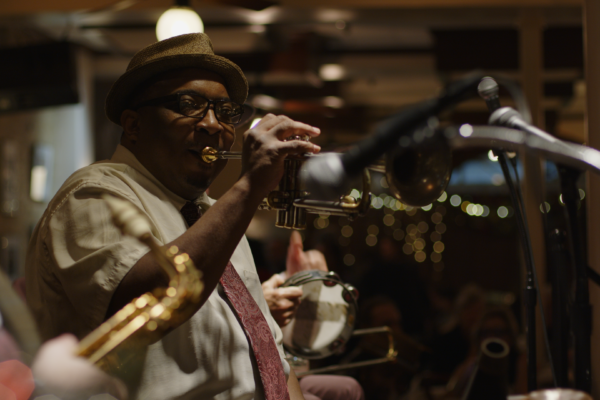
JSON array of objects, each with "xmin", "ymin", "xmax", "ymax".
[{"xmin": 41, "ymin": 180, "xmax": 158, "ymax": 332}]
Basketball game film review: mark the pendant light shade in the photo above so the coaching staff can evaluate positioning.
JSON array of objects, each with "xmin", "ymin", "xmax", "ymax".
[{"xmin": 156, "ymin": 1, "xmax": 204, "ymax": 41}]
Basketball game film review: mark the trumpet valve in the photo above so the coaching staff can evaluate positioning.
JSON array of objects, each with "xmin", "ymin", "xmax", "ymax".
[{"xmin": 201, "ymin": 147, "xmax": 219, "ymax": 163}]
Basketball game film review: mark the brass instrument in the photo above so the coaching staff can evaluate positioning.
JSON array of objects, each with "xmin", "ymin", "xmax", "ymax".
[
  {"xmin": 202, "ymin": 145, "xmax": 372, "ymax": 230},
  {"xmin": 295, "ymin": 326, "xmax": 398, "ymax": 377},
  {"xmin": 76, "ymin": 195, "xmax": 204, "ymax": 373},
  {"xmin": 203, "ymin": 118, "xmax": 454, "ymax": 219}
]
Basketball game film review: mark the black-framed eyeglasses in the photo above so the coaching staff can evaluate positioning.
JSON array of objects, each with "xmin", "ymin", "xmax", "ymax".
[{"xmin": 133, "ymin": 92, "xmax": 244, "ymax": 125}]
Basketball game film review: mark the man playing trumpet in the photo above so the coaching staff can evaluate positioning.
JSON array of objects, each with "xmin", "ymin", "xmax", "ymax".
[{"xmin": 25, "ymin": 33, "xmax": 323, "ymax": 400}]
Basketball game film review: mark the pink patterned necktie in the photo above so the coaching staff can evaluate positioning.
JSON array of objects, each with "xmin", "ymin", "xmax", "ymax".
[{"xmin": 180, "ymin": 202, "xmax": 290, "ymax": 400}]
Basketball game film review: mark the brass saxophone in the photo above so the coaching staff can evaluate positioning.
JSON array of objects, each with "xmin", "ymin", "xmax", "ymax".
[{"xmin": 76, "ymin": 195, "xmax": 204, "ymax": 373}]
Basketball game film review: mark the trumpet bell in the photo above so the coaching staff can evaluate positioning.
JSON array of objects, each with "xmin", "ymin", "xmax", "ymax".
[{"xmin": 385, "ymin": 128, "xmax": 452, "ymax": 207}]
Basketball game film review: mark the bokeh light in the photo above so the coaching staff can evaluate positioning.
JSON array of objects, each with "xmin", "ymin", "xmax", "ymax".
[
  {"xmin": 497, "ymin": 206, "xmax": 509, "ymax": 218},
  {"xmin": 450, "ymin": 195, "xmax": 461, "ymax": 207},
  {"xmin": 343, "ymin": 254, "xmax": 355, "ymax": 266},
  {"xmin": 341, "ymin": 225, "xmax": 353, "ymax": 237}
]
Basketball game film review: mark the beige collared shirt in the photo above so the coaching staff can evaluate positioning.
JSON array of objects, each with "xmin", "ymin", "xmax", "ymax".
[{"xmin": 25, "ymin": 144, "xmax": 289, "ymax": 400}]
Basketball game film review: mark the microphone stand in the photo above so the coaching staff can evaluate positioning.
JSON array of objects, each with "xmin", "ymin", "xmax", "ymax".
[
  {"xmin": 479, "ymin": 77, "xmax": 540, "ymax": 391},
  {"xmin": 547, "ymin": 229, "xmax": 570, "ymax": 387},
  {"xmin": 494, "ymin": 150, "xmax": 538, "ymax": 391},
  {"xmin": 449, "ymin": 122, "xmax": 600, "ymax": 393},
  {"xmin": 557, "ymin": 165, "xmax": 592, "ymax": 392}
]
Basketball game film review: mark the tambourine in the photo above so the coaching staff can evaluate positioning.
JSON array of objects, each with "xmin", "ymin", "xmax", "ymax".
[{"xmin": 280, "ymin": 270, "xmax": 359, "ymax": 359}]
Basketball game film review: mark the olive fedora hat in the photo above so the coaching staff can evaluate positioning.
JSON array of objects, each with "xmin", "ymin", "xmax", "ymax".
[{"xmin": 105, "ymin": 33, "xmax": 248, "ymax": 126}]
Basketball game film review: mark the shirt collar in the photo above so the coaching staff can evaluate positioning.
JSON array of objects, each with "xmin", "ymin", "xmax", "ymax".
[{"xmin": 111, "ymin": 144, "xmax": 211, "ymax": 211}]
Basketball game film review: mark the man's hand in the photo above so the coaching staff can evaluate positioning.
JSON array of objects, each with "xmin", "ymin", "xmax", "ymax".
[
  {"xmin": 286, "ymin": 231, "xmax": 328, "ymax": 277},
  {"xmin": 240, "ymin": 114, "xmax": 321, "ymax": 199},
  {"xmin": 262, "ymin": 274, "xmax": 302, "ymax": 327}
]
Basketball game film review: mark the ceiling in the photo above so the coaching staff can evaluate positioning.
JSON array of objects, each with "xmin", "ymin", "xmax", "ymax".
[{"xmin": 0, "ymin": 0, "xmax": 587, "ymax": 144}]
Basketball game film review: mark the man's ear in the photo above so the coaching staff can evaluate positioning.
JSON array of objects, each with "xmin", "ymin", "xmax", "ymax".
[{"xmin": 120, "ymin": 110, "xmax": 141, "ymax": 143}]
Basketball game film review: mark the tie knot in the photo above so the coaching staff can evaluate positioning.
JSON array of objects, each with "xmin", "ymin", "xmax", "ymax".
[{"xmin": 181, "ymin": 202, "xmax": 202, "ymax": 227}]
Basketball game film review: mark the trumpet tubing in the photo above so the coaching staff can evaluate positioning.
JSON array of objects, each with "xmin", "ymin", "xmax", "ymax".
[{"xmin": 201, "ymin": 146, "xmax": 371, "ymax": 230}]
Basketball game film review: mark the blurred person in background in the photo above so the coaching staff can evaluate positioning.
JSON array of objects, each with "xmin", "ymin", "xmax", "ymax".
[
  {"xmin": 359, "ymin": 237, "xmax": 429, "ymax": 337},
  {"xmin": 0, "ymin": 270, "xmax": 127, "ymax": 400},
  {"xmin": 261, "ymin": 231, "xmax": 365, "ymax": 400},
  {"xmin": 427, "ymin": 284, "xmax": 486, "ymax": 383},
  {"xmin": 444, "ymin": 307, "xmax": 527, "ymax": 397},
  {"xmin": 341, "ymin": 296, "xmax": 420, "ymax": 400}
]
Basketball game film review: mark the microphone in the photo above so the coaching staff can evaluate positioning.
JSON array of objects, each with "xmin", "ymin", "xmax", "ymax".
[
  {"xmin": 301, "ymin": 73, "xmax": 483, "ymax": 199},
  {"xmin": 478, "ymin": 76, "xmax": 501, "ymax": 113},
  {"xmin": 489, "ymin": 107, "xmax": 559, "ymax": 144}
]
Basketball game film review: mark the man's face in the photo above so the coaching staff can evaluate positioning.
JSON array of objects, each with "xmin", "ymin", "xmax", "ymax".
[{"xmin": 128, "ymin": 69, "xmax": 236, "ymax": 200}]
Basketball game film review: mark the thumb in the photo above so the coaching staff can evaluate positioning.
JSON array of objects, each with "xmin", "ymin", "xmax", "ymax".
[
  {"xmin": 262, "ymin": 274, "xmax": 283, "ymax": 290},
  {"xmin": 289, "ymin": 231, "xmax": 304, "ymax": 250},
  {"xmin": 286, "ymin": 232, "xmax": 305, "ymax": 276}
]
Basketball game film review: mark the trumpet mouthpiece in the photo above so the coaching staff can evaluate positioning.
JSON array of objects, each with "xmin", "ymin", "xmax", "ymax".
[{"xmin": 201, "ymin": 147, "xmax": 218, "ymax": 163}]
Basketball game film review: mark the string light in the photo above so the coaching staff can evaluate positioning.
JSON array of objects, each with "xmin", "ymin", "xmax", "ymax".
[
  {"xmin": 341, "ymin": 226, "xmax": 353, "ymax": 237},
  {"xmin": 371, "ymin": 196, "xmax": 384, "ymax": 209},
  {"xmin": 343, "ymin": 254, "xmax": 355, "ymax": 266},
  {"xmin": 497, "ymin": 206, "xmax": 509, "ymax": 218},
  {"xmin": 366, "ymin": 235, "xmax": 377, "ymax": 246},
  {"xmin": 414, "ymin": 238, "xmax": 425, "ymax": 250},
  {"xmin": 393, "ymin": 229, "xmax": 405, "ymax": 241},
  {"xmin": 414, "ymin": 251, "xmax": 426, "ymax": 262},
  {"xmin": 435, "ymin": 223, "xmax": 447, "ymax": 234},
  {"xmin": 383, "ymin": 214, "xmax": 395, "ymax": 226},
  {"xmin": 539, "ymin": 202, "xmax": 551, "ymax": 213},
  {"xmin": 433, "ymin": 241, "xmax": 445, "ymax": 253},
  {"xmin": 438, "ymin": 192, "xmax": 448, "ymax": 202},
  {"xmin": 314, "ymin": 217, "xmax": 329, "ymax": 229},
  {"xmin": 450, "ymin": 195, "xmax": 461, "ymax": 207}
]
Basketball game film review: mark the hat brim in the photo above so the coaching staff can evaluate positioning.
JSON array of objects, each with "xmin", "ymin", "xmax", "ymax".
[{"xmin": 106, "ymin": 53, "xmax": 248, "ymax": 126}]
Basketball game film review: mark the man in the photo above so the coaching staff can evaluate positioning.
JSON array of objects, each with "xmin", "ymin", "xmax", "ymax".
[{"xmin": 25, "ymin": 33, "xmax": 321, "ymax": 400}]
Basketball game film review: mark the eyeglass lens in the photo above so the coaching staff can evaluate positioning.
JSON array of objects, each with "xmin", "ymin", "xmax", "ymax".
[{"xmin": 179, "ymin": 94, "xmax": 242, "ymax": 124}]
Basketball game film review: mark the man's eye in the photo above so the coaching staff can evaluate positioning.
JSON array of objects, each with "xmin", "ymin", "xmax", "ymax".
[
  {"xmin": 219, "ymin": 103, "xmax": 239, "ymax": 114},
  {"xmin": 181, "ymin": 100, "xmax": 199, "ymax": 109}
]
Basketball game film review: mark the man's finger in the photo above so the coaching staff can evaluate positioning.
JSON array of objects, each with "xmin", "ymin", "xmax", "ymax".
[
  {"xmin": 275, "ymin": 139, "xmax": 321, "ymax": 156},
  {"xmin": 305, "ymin": 250, "xmax": 328, "ymax": 272},
  {"xmin": 290, "ymin": 231, "xmax": 303, "ymax": 250},
  {"xmin": 267, "ymin": 116, "xmax": 321, "ymax": 139},
  {"xmin": 286, "ymin": 231, "xmax": 305, "ymax": 276},
  {"xmin": 250, "ymin": 114, "xmax": 320, "ymax": 138},
  {"xmin": 276, "ymin": 286, "xmax": 303, "ymax": 299},
  {"xmin": 261, "ymin": 274, "xmax": 283, "ymax": 290}
]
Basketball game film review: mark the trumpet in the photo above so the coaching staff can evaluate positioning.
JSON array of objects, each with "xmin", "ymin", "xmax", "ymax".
[
  {"xmin": 202, "ymin": 117, "xmax": 455, "ymax": 224},
  {"xmin": 201, "ymin": 145, "xmax": 372, "ymax": 230}
]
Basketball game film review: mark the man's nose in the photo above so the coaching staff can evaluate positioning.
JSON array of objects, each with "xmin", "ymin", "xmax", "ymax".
[{"xmin": 196, "ymin": 108, "xmax": 223, "ymax": 135}]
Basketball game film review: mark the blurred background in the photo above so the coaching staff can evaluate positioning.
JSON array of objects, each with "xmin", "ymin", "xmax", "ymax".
[{"xmin": 0, "ymin": 0, "xmax": 592, "ymax": 396}]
